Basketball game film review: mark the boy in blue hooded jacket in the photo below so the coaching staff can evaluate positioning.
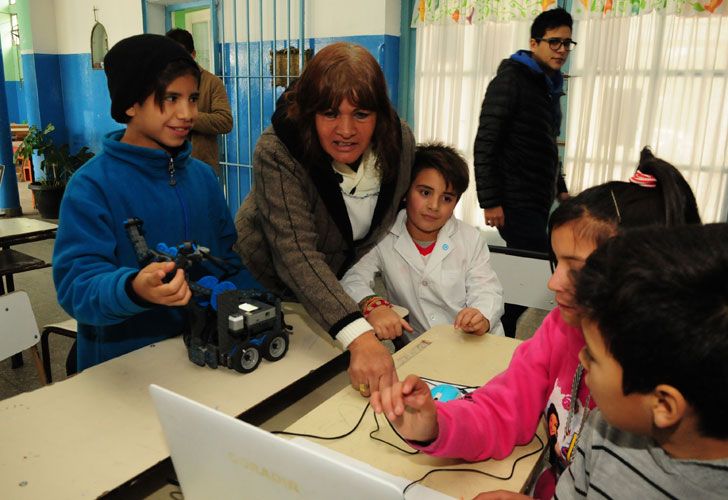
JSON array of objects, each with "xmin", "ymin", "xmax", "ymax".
[{"xmin": 53, "ymin": 34, "xmax": 253, "ymax": 371}]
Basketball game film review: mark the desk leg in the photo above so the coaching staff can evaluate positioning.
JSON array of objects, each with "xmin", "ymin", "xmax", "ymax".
[
  {"xmin": 6, "ymin": 271, "xmax": 15, "ymax": 293},
  {"xmin": 2, "ymin": 273, "xmax": 25, "ymax": 369},
  {"xmin": 10, "ymin": 353, "xmax": 24, "ymax": 368},
  {"xmin": 41, "ymin": 328, "xmax": 54, "ymax": 383}
]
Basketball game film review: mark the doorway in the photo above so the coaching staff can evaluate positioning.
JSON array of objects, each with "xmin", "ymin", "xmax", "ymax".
[{"xmin": 184, "ymin": 8, "xmax": 212, "ymax": 72}]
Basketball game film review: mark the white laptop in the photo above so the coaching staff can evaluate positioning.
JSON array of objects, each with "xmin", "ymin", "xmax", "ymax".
[{"xmin": 149, "ymin": 384, "xmax": 405, "ymax": 500}]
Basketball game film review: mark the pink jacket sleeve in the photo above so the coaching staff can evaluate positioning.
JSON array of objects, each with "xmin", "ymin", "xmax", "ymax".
[{"xmin": 415, "ymin": 309, "xmax": 567, "ymax": 461}]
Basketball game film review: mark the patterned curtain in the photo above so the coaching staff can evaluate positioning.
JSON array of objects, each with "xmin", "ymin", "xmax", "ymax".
[
  {"xmin": 573, "ymin": 0, "xmax": 725, "ymax": 17},
  {"xmin": 411, "ymin": 0, "xmax": 725, "ymax": 26},
  {"xmin": 411, "ymin": 0, "xmax": 551, "ymax": 25}
]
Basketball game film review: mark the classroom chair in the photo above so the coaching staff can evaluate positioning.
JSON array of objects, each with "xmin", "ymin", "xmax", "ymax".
[
  {"xmin": 40, "ymin": 318, "xmax": 77, "ymax": 384},
  {"xmin": 0, "ymin": 290, "xmax": 48, "ymax": 385},
  {"xmin": 488, "ymin": 245, "xmax": 555, "ymax": 310}
]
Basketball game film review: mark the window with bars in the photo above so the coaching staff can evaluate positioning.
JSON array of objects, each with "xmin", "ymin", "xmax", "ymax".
[{"xmin": 10, "ymin": 13, "xmax": 18, "ymax": 46}]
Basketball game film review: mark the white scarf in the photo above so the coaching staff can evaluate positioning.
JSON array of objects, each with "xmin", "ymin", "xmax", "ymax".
[{"xmin": 332, "ymin": 148, "xmax": 381, "ymax": 240}]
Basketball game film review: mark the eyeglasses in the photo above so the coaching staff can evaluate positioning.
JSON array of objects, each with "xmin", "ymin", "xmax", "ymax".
[{"xmin": 536, "ymin": 37, "xmax": 577, "ymax": 51}]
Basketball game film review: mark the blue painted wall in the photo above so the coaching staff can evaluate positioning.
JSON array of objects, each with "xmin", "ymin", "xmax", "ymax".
[
  {"xmin": 20, "ymin": 52, "xmax": 40, "ymax": 128},
  {"xmin": 4, "ymin": 80, "xmax": 25, "ymax": 123},
  {"xmin": 20, "ymin": 52, "xmax": 43, "ymax": 178},
  {"xmin": 20, "ymin": 52, "xmax": 73, "ymax": 179},
  {"xmin": 34, "ymin": 54, "xmax": 68, "ymax": 142},
  {"xmin": 222, "ymin": 34, "xmax": 400, "ymax": 215},
  {"xmin": 15, "ymin": 52, "xmax": 117, "ymax": 178},
  {"xmin": 59, "ymin": 53, "xmax": 118, "ymax": 154}
]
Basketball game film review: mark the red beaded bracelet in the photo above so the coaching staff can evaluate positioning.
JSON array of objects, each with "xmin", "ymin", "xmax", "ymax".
[{"xmin": 363, "ymin": 296, "xmax": 392, "ymax": 318}]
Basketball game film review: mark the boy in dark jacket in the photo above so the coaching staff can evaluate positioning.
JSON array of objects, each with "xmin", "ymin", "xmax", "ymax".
[
  {"xmin": 474, "ymin": 8, "xmax": 574, "ymax": 336},
  {"xmin": 53, "ymin": 34, "xmax": 253, "ymax": 371}
]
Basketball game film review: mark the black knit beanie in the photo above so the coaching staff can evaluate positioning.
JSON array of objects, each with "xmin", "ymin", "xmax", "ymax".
[{"xmin": 104, "ymin": 34, "xmax": 198, "ymax": 124}]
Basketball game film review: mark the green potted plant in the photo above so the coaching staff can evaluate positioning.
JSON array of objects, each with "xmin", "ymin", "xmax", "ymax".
[{"xmin": 13, "ymin": 123, "xmax": 94, "ymax": 219}]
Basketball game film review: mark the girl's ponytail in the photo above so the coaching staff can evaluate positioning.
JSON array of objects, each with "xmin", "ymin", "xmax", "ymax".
[
  {"xmin": 633, "ymin": 147, "xmax": 701, "ymax": 226},
  {"xmin": 549, "ymin": 148, "xmax": 701, "ymax": 258}
]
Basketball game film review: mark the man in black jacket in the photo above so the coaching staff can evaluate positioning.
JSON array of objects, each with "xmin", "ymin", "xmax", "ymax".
[{"xmin": 473, "ymin": 8, "xmax": 574, "ymax": 336}]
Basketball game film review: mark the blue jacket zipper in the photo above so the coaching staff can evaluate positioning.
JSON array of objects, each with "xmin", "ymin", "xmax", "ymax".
[{"xmin": 168, "ymin": 156, "xmax": 191, "ymax": 241}]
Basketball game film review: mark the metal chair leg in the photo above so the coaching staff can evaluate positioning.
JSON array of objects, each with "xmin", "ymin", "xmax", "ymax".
[{"xmin": 41, "ymin": 328, "xmax": 53, "ymax": 383}]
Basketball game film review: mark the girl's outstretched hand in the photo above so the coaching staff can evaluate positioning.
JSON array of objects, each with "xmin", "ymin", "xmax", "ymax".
[{"xmin": 371, "ymin": 374, "xmax": 439, "ymax": 443}]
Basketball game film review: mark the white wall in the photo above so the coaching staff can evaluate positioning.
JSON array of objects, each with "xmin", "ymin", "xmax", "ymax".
[
  {"xmin": 24, "ymin": 0, "xmax": 399, "ymax": 54},
  {"xmin": 145, "ymin": 3, "xmax": 166, "ymax": 36},
  {"xmin": 220, "ymin": 0, "xmax": 400, "ymax": 43},
  {"xmin": 307, "ymin": 0, "xmax": 399, "ymax": 38},
  {"xmin": 53, "ymin": 0, "xmax": 143, "ymax": 54},
  {"xmin": 384, "ymin": 0, "xmax": 401, "ymax": 36},
  {"xmin": 0, "ymin": 13, "xmax": 12, "ymax": 59},
  {"xmin": 26, "ymin": 0, "xmax": 57, "ymax": 53}
]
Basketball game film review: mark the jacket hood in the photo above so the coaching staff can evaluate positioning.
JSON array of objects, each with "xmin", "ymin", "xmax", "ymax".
[{"xmin": 508, "ymin": 50, "xmax": 564, "ymax": 95}]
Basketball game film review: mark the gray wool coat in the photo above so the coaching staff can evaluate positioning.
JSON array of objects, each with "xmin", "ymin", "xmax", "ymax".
[{"xmin": 234, "ymin": 121, "xmax": 415, "ymax": 340}]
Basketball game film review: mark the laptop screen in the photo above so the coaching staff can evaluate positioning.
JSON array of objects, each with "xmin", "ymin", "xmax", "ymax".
[{"xmin": 149, "ymin": 384, "xmax": 406, "ymax": 500}]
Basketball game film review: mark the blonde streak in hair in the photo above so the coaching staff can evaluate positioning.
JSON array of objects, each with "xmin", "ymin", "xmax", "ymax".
[{"xmin": 572, "ymin": 212, "xmax": 619, "ymax": 250}]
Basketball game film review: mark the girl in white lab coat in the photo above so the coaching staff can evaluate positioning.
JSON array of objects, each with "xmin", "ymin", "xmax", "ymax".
[{"xmin": 341, "ymin": 144, "xmax": 504, "ymax": 341}]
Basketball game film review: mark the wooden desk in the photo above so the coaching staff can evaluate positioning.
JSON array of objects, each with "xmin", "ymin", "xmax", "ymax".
[
  {"xmin": 285, "ymin": 327, "xmax": 546, "ymax": 499},
  {"xmin": 0, "ymin": 303, "xmax": 343, "ymax": 499},
  {"xmin": 0, "ymin": 218, "xmax": 57, "ymax": 368},
  {"xmin": 0, "ymin": 218, "xmax": 57, "ymax": 247},
  {"xmin": 0, "ymin": 218, "xmax": 57, "ymax": 288}
]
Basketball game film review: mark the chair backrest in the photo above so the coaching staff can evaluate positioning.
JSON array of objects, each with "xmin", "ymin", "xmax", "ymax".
[
  {"xmin": 0, "ymin": 291, "xmax": 41, "ymax": 360},
  {"xmin": 488, "ymin": 245, "xmax": 555, "ymax": 310}
]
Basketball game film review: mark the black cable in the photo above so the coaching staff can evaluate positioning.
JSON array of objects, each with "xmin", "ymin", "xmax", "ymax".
[
  {"xmin": 370, "ymin": 409, "xmax": 419, "ymax": 455},
  {"xmin": 272, "ymin": 401, "xmax": 420, "ymax": 454},
  {"xmin": 420, "ymin": 375, "xmax": 481, "ymax": 390},
  {"xmin": 402, "ymin": 433, "xmax": 545, "ymax": 495},
  {"xmin": 270, "ymin": 378, "xmax": 547, "ymax": 497},
  {"xmin": 271, "ymin": 402, "xmax": 371, "ymax": 440}
]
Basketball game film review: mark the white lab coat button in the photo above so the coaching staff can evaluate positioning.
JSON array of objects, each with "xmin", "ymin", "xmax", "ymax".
[{"xmin": 422, "ymin": 280, "xmax": 429, "ymax": 287}]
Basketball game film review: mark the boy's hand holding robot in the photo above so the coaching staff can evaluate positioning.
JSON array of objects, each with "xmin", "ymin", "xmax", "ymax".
[{"xmin": 132, "ymin": 261, "xmax": 191, "ymax": 306}]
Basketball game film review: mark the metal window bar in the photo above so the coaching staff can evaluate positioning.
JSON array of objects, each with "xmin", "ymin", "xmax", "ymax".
[
  {"xmin": 243, "ymin": 0, "xmax": 250, "ymax": 214},
  {"xmin": 219, "ymin": 2, "xmax": 228, "ymax": 200},
  {"xmin": 218, "ymin": 0, "xmax": 306, "ymax": 215}
]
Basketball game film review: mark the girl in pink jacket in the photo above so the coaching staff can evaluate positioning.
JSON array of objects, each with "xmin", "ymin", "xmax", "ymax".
[{"xmin": 372, "ymin": 148, "xmax": 700, "ymax": 499}]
